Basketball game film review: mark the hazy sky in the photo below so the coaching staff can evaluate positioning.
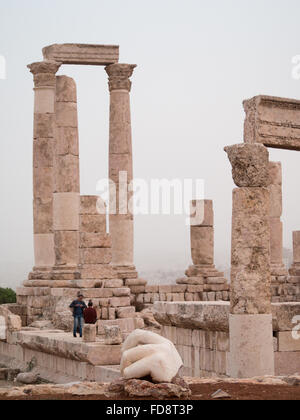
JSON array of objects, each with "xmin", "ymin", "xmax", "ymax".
[{"xmin": 1, "ymin": 0, "xmax": 300, "ymax": 289}]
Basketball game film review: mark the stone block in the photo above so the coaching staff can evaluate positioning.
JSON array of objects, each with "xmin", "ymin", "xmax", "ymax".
[
  {"xmin": 56, "ymin": 102, "xmax": 78, "ymax": 128},
  {"xmin": 269, "ymin": 162, "xmax": 282, "ymax": 186},
  {"xmin": 54, "ymin": 231, "xmax": 79, "ymax": 266},
  {"xmin": 145, "ymin": 285, "xmax": 159, "ymax": 293},
  {"xmin": 33, "ymin": 138, "xmax": 54, "ymax": 168},
  {"xmin": 228, "ymin": 314, "xmax": 274, "ymax": 378},
  {"xmin": 129, "ymin": 285, "xmax": 145, "ymax": 294},
  {"xmin": 34, "ymin": 233, "xmax": 55, "ymax": 267},
  {"xmin": 80, "ymin": 233, "xmax": 111, "ymax": 248},
  {"xmin": 56, "ymin": 127, "xmax": 79, "ymax": 156},
  {"xmin": 293, "ymin": 231, "xmax": 300, "ymax": 263},
  {"xmin": 270, "ymin": 219, "xmax": 283, "ymax": 265},
  {"xmin": 104, "ymin": 325, "xmax": 122, "ymax": 345},
  {"xmin": 33, "ymin": 198, "xmax": 53, "ymax": 234},
  {"xmin": 80, "ymin": 248, "xmax": 112, "ymax": 264},
  {"xmin": 191, "ymin": 226, "xmax": 214, "ymax": 265},
  {"xmin": 187, "ymin": 285, "xmax": 204, "ymax": 293},
  {"xmin": 176, "ymin": 328, "xmax": 192, "ymax": 346},
  {"xmin": 109, "ymin": 297, "xmax": 131, "ymax": 308},
  {"xmin": 43, "ymin": 43, "xmax": 119, "ymax": 66},
  {"xmin": 110, "ymin": 217, "xmax": 133, "ymax": 265},
  {"xmin": 34, "ymin": 113, "xmax": 55, "ymax": 139},
  {"xmin": 276, "ymin": 331, "xmax": 300, "ymax": 352},
  {"xmin": 116, "ymin": 306, "xmax": 136, "ymax": 318},
  {"xmin": 80, "ymin": 195, "xmax": 105, "ymax": 215},
  {"xmin": 171, "ymin": 285, "xmax": 187, "ymax": 293},
  {"xmin": 224, "ymin": 143, "xmax": 269, "ymax": 187},
  {"xmin": 243, "ymin": 95, "xmax": 300, "ymax": 151},
  {"xmin": 269, "ymin": 185, "xmax": 282, "ymax": 218},
  {"xmin": 190, "ymin": 200, "xmax": 213, "ymax": 227},
  {"xmin": 125, "ymin": 278, "xmax": 147, "ymax": 287},
  {"xmin": 34, "ymin": 87, "xmax": 55, "ymax": 114},
  {"xmin": 54, "ymin": 155, "xmax": 79, "ymax": 193},
  {"xmin": 33, "ymin": 167, "xmax": 53, "ymax": 199},
  {"xmin": 83, "ymin": 324, "xmax": 96, "ymax": 342},
  {"xmin": 104, "ymin": 279, "xmax": 124, "ymax": 288},
  {"xmin": 275, "ymin": 351, "xmax": 300, "ymax": 376},
  {"xmin": 80, "ymin": 214, "xmax": 106, "ymax": 234},
  {"xmin": 7, "ymin": 315, "xmax": 22, "ymax": 332},
  {"xmin": 53, "ymin": 192, "xmax": 79, "ymax": 230},
  {"xmin": 113, "ymin": 288, "xmax": 131, "ymax": 297}
]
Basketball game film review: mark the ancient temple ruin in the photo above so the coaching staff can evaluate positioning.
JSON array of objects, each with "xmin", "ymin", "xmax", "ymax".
[{"xmin": 0, "ymin": 45, "xmax": 299, "ymax": 383}]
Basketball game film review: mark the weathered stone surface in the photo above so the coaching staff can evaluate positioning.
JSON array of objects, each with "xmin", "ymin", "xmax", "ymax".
[
  {"xmin": 293, "ymin": 231, "xmax": 300, "ymax": 264},
  {"xmin": 16, "ymin": 372, "xmax": 39, "ymax": 385},
  {"xmin": 276, "ymin": 331, "xmax": 300, "ymax": 352},
  {"xmin": 269, "ymin": 162, "xmax": 282, "ymax": 186},
  {"xmin": 33, "ymin": 167, "xmax": 53, "ymax": 199},
  {"xmin": 121, "ymin": 329, "xmax": 183, "ymax": 383},
  {"xmin": 272, "ymin": 303, "xmax": 300, "ymax": 331},
  {"xmin": 116, "ymin": 306, "xmax": 136, "ymax": 318},
  {"xmin": 269, "ymin": 185, "xmax": 282, "ymax": 218},
  {"xmin": 109, "ymin": 297, "xmax": 131, "ymax": 308},
  {"xmin": 43, "ymin": 43, "xmax": 119, "ymax": 65},
  {"xmin": 270, "ymin": 219, "xmax": 283, "ymax": 265},
  {"xmin": 33, "ymin": 113, "xmax": 55, "ymax": 139},
  {"xmin": 125, "ymin": 278, "xmax": 147, "ymax": 286},
  {"xmin": 190, "ymin": 200, "xmax": 213, "ymax": 227},
  {"xmin": 80, "ymin": 214, "xmax": 106, "ymax": 234},
  {"xmin": 33, "ymin": 198, "xmax": 53, "ymax": 234},
  {"xmin": 53, "ymin": 192, "xmax": 79, "ymax": 231},
  {"xmin": 56, "ymin": 75, "xmax": 77, "ymax": 102},
  {"xmin": 54, "ymin": 231, "xmax": 79, "ymax": 266},
  {"xmin": 7, "ymin": 315, "xmax": 22, "ymax": 332},
  {"xmin": 80, "ymin": 248, "xmax": 112, "ymax": 264},
  {"xmin": 191, "ymin": 226, "xmax": 214, "ymax": 265},
  {"xmin": 54, "ymin": 155, "xmax": 79, "ymax": 193},
  {"xmin": 33, "ymin": 138, "xmax": 54, "ymax": 168},
  {"xmin": 80, "ymin": 264, "xmax": 116, "ymax": 279},
  {"xmin": 80, "ymin": 233, "xmax": 111, "ymax": 248},
  {"xmin": 153, "ymin": 301, "xmax": 230, "ymax": 332},
  {"xmin": 56, "ymin": 127, "xmax": 79, "ymax": 156},
  {"xmin": 243, "ymin": 95, "xmax": 300, "ymax": 151},
  {"xmin": 224, "ymin": 143, "xmax": 269, "ymax": 187},
  {"xmin": 83, "ymin": 324, "xmax": 96, "ymax": 343},
  {"xmin": 112, "ymin": 288, "xmax": 131, "ymax": 297},
  {"xmin": 104, "ymin": 325, "xmax": 122, "ymax": 345}
]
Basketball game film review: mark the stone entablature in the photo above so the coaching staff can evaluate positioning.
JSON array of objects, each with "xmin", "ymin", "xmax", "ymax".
[
  {"xmin": 243, "ymin": 95, "xmax": 300, "ymax": 151},
  {"xmin": 42, "ymin": 44, "xmax": 119, "ymax": 65}
]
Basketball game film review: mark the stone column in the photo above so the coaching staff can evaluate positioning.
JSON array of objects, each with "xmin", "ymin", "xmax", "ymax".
[
  {"xmin": 105, "ymin": 64, "xmax": 136, "ymax": 269},
  {"xmin": 225, "ymin": 143, "xmax": 275, "ymax": 378},
  {"xmin": 288, "ymin": 232, "xmax": 300, "ymax": 299},
  {"xmin": 190, "ymin": 200, "xmax": 214, "ymax": 267},
  {"xmin": 28, "ymin": 61, "xmax": 61, "ymax": 270},
  {"xmin": 53, "ymin": 76, "xmax": 80, "ymax": 271},
  {"xmin": 269, "ymin": 162, "xmax": 287, "ymax": 276}
]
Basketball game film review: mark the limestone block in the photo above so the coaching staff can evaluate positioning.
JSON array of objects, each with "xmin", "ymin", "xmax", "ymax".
[
  {"xmin": 34, "ymin": 87, "xmax": 55, "ymax": 114},
  {"xmin": 56, "ymin": 102, "xmax": 78, "ymax": 128},
  {"xmin": 104, "ymin": 325, "xmax": 122, "ymax": 345},
  {"xmin": 33, "ymin": 138, "xmax": 54, "ymax": 168},
  {"xmin": 109, "ymin": 153, "xmax": 133, "ymax": 184},
  {"xmin": 43, "ymin": 43, "xmax": 119, "ymax": 65},
  {"xmin": 7, "ymin": 315, "xmax": 22, "ymax": 332},
  {"xmin": 243, "ymin": 95, "xmax": 300, "ymax": 151},
  {"xmin": 129, "ymin": 285, "xmax": 145, "ymax": 294},
  {"xmin": 104, "ymin": 279, "xmax": 124, "ymax": 288},
  {"xmin": 171, "ymin": 285, "xmax": 187, "ymax": 293},
  {"xmin": 145, "ymin": 285, "xmax": 159, "ymax": 293},
  {"xmin": 56, "ymin": 127, "xmax": 79, "ymax": 156},
  {"xmin": 80, "ymin": 248, "xmax": 112, "ymax": 264},
  {"xmin": 53, "ymin": 192, "xmax": 79, "ymax": 231},
  {"xmin": 269, "ymin": 185, "xmax": 282, "ymax": 218},
  {"xmin": 33, "ymin": 198, "xmax": 53, "ymax": 234},
  {"xmin": 80, "ymin": 233, "xmax": 111, "ymax": 248},
  {"xmin": 80, "ymin": 214, "xmax": 106, "ymax": 234},
  {"xmin": 190, "ymin": 200, "xmax": 213, "ymax": 227},
  {"xmin": 293, "ymin": 231, "xmax": 300, "ymax": 263},
  {"xmin": 272, "ymin": 303, "xmax": 300, "ymax": 331},
  {"xmin": 113, "ymin": 288, "xmax": 131, "ymax": 297},
  {"xmin": 270, "ymin": 219, "xmax": 283, "ymax": 264},
  {"xmin": 109, "ymin": 308, "xmax": 116, "ymax": 320},
  {"xmin": 116, "ymin": 306, "xmax": 136, "ymax": 319},
  {"xmin": 269, "ymin": 162, "xmax": 282, "ymax": 186},
  {"xmin": 125, "ymin": 278, "xmax": 147, "ymax": 286},
  {"xmin": 110, "ymin": 217, "xmax": 133, "ymax": 265},
  {"xmin": 120, "ymin": 329, "xmax": 183, "ymax": 383},
  {"xmin": 101, "ymin": 308, "xmax": 108, "ymax": 320},
  {"xmin": 224, "ymin": 143, "xmax": 269, "ymax": 187},
  {"xmin": 80, "ymin": 264, "xmax": 116, "ymax": 280},
  {"xmin": 33, "ymin": 167, "xmax": 53, "ymax": 199},
  {"xmin": 34, "ymin": 233, "xmax": 55, "ymax": 267},
  {"xmin": 83, "ymin": 324, "xmax": 96, "ymax": 342},
  {"xmin": 54, "ymin": 155, "xmax": 79, "ymax": 193},
  {"xmin": 187, "ymin": 285, "xmax": 204, "ymax": 293},
  {"xmin": 80, "ymin": 195, "xmax": 105, "ymax": 215},
  {"xmin": 274, "ymin": 351, "xmax": 300, "ymax": 376},
  {"xmin": 228, "ymin": 314, "xmax": 275, "ymax": 378},
  {"xmin": 33, "ymin": 113, "xmax": 55, "ymax": 139},
  {"xmin": 276, "ymin": 331, "xmax": 300, "ymax": 352},
  {"xmin": 109, "ymin": 297, "xmax": 131, "ymax": 308},
  {"xmin": 191, "ymin": 226, "xmax": 214, "ymax": 265},
  {"xmin": 54, "ymin": 231, "xmax": 79, "ymax": 266},
  {"xmin": 56, "ymin": 76, "xmax": 77, "ymax": 102}
]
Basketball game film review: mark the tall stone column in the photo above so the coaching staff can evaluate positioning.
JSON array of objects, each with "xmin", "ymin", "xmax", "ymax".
[
  {"xmin": 53, "ymin": 76, "xmax": 80, "ymax": 271},
  {"xmin": 225, "ymin": 143, "xmax": 275, "ymax": 378},
  {"xmin": 28, "ymin": 61, "xmax": 61, "ymax": 270},
  {"xmin": 105, "ymin": 64, "xmax": 136, "ymax": 271}
]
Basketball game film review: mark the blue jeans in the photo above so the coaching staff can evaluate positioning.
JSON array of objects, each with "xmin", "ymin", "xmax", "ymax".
[{"xmin": 73, "ymin": 316, "xmax": 83, "ymax": 337}]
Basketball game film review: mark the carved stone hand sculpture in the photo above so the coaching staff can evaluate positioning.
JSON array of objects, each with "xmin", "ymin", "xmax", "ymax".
[{"xmin": 120, "ymin": 329, "xmax": 183, "ymax": 383}]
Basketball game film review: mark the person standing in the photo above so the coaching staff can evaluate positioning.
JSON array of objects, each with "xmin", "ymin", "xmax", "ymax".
[
  {"xmin": 69, "ymin": 292, "xmax": 87, "ymax": 338},
  {"xmin": 83, "ymin": 300, "xmax": 98, "ymax": 325}
]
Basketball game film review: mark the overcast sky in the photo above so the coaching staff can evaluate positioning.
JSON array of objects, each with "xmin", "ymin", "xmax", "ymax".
[{"xmin": 0, "ymin": 0, "xmax": 300, "ymax": 289}]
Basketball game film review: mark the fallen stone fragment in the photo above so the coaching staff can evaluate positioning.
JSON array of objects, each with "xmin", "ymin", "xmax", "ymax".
[
  {"xmin": 211, "ymin": 389, "xmax": 231, "ymax": 399},
  {"xmin": 124, "ymin": 378, "xmax": 191, "ymax": 400},
  {"xmin": 16, "ymin": 372, "xmax": 40, "ymax": 385}
]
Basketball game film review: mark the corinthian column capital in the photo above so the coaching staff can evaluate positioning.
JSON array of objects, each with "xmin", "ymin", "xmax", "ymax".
[
  {"xmin": 105, "ymin": 63, "xmax": 136, "ymax": 92},
  {"xmin": 27, "ymin": 60, "xmax": 61, "ymax": 87}
]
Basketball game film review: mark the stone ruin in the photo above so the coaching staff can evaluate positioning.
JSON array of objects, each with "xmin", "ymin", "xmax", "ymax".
[{"xmin": 0, "ymin": 45, "xmax": 299, "ymax": 383}]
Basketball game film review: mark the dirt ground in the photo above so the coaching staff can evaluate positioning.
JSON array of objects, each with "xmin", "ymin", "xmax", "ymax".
[{"xmin": 1, "ymin": 382, "xmax": 300, "ymax": 400}]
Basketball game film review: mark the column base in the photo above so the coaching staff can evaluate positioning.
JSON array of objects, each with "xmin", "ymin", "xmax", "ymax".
[{"xmin": 227, "ymin": 313, "xmax": 275, "ymax": 378}]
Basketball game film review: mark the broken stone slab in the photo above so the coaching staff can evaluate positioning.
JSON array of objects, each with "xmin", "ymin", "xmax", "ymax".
[
  {"xmin": 42, "ymin": 43, "xmax": 119, "ymax": 65},
  {"xmin": 224, "ymin": 143, "xmax": 270, "ymax": 187},
  {"xmin": 83, "ymin": 324, "xmax": 97, "ymax": 343}
]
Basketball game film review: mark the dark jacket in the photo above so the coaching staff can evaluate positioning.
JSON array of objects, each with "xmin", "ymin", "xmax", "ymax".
[
  {"xmin": 83, "ymin": 307, "xmax": 97, "ymax": 324},
  {"xmin": 69, "ymin": 300, "xmax": 87, "ymax": 317}
]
